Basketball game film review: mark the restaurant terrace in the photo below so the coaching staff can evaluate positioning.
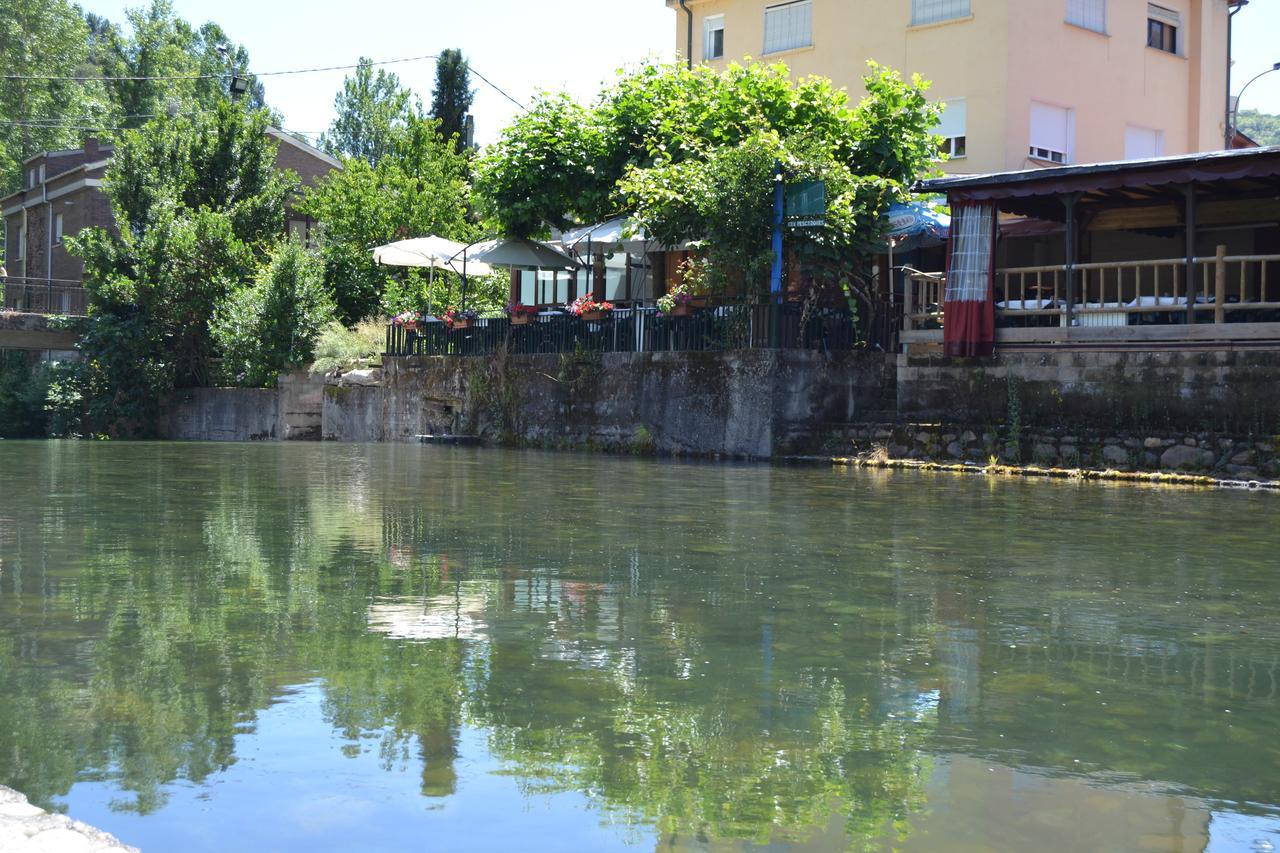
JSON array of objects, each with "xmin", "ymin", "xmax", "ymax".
[{"xmin": 902, "ymin": 146, "xmax": 1280, "ymax": 355}]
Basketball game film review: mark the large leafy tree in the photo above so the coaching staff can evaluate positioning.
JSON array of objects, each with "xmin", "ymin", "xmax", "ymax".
[
  {"xmin": 69, "ymin": 102, "xmax": 294, "ymax": 435},
  {"xmin": 430, "ymin": 49, "xmax": 475, "ymax": 154},
  {"xmin": 320, "ymin": 58, "xmax": 418, "ymax": 167},
  {"xmin": 475, "ymin": 60, "xmax": 939, "ymax": 326},
  {"xmin": 300, "ymin": 114, "xmax": 475, "ymax": 323},
  {"xmin": 92, "ymin": 0, "xmax": 266, "ymax": 129},
  {"xmin": 212, "ymin": 240, "xmax": 335, "ymax": 388},
  {"xmin": 0, "ymin": 0, "xmax": 112, "ymax": 195}
]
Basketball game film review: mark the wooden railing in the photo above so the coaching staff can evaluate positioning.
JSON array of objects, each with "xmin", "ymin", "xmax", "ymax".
[{"xmin": 904, "ymin": 248, "xmax": 1280, "ymax": 332}]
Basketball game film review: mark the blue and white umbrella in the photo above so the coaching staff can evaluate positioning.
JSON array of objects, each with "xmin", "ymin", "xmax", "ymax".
[{"xmin": 880, "ymin": 202, "xmax": 950, "ymax": 254}]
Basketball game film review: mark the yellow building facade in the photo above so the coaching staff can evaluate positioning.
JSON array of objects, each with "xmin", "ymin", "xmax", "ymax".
[{"xmin": 666, "ymin": 0, "xmax": 1236, "ymax": 174}]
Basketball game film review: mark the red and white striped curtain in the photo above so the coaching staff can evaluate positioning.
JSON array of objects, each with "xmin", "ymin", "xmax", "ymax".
[{"xmin": 943, "ymin": 201, "xmax": 997, "ymax": 358}]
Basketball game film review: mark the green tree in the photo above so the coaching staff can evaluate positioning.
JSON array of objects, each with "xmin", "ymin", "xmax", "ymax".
[
  {"xmin": 300, "ymin": 115, "xmax": 475, "ymax": 323},
  {"xmin": 430, "ymin": 49, "xmax": 475, "ymax": 154},
  {"xmin": 212, "ymin": 240, "xmax": 335, "ymax": 387},
  {"xmin": 69, "ymin": 102, "xmax": 294, "ymax": 435},
  {"xmin": 1236, "ymin": 109, "xmax": 1280, "ymax": 146},
  {"xmin": 93, "ymin": 1, "xmax": 266, "ymax": 129},
  {"xmin": 319, "ymin": 58, "xmax": 418, "ymax": 167},
  {"xmin": 476, "ymin": 60, "xmax": 939, "ymax": 322},
  {"xmin": 0, "ymin": 0, "xmax": 112, "ymax": 194}
]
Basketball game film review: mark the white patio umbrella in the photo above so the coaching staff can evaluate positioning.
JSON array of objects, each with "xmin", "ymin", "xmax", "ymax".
[{"xmin": 372, "ymin": 236, "xmax": 494, "ymax": 314}]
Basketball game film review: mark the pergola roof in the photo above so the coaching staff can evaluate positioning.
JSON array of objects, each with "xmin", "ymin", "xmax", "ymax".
[{"xmin": 917, "ymin": 147, "xmax": 1280, "ymax": 223}]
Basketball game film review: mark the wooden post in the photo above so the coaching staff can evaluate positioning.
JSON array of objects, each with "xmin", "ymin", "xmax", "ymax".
[
  {"xmin": 1184, "ymin": 184, "xmax": 1197, "ymax": 325},
  {"xmin": 902, "ymin": 273, "xmax": 914, "ymax": 333},
  {"xmin": 1214, "ymin": 244, "xmax": 1227, "ymax": 324},
  {"xmin": 1062, "ymin": 193, "xmax": 1078, "ymax": 329}
]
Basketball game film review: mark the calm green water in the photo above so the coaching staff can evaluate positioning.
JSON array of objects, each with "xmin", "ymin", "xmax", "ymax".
[{"xmin": 1, "ymin": 442, "xmax": 1279, "ymax": 852}]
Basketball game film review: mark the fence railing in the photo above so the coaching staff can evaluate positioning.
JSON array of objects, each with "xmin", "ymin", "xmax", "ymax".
[
  {"xmin": 1, "ymin": 278, "xmax": 89, "ymax": 316},
  {"xmin": 903, "ymin": 248, "xmax": 1280, "ymax": 331},
  {"xmin": 385, "ymin": 303, "xmax": 857, "ymax": 358}
]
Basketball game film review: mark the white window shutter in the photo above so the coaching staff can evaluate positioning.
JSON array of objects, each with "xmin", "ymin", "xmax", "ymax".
[
  {"xmin": 1124, "ymin": 126, "xmax": 1163, "ymax": 160},
  {"xmin": 763, "ymin": 1, "xmax": 812, "ymax": 54},
  {"xmin": 935, "ymin": 100, "xmax": 967, "ymax": 140},
  {"xmin": 1030, "ymin": 102, "xmax": 1070, "ymax": 158}
]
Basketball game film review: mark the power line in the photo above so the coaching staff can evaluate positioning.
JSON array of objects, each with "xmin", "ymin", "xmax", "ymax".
[
  {"xmin": 469, "ymin": 67, "xmax": 526, "ymax": 111},
  {"xmin": 0, "ymin": 52, "xmax": 440, "ymax": 83}
]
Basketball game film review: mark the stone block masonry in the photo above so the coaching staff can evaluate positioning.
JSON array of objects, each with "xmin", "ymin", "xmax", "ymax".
[
  {"xmin": 322, "ymin": 350, "xmax": 895, "ymax": 458},
  {"xmin": 898, "ymin": 350, "xmax": 1280, "ymax": 436},
  {"xmin": 843, "ymin": 423, "xmax": 1280, "ymax": 480}
]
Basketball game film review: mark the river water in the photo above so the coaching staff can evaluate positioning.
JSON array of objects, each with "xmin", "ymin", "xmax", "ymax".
[{"xmin": 0, "ymin": 441, "xmax": 1278, "ymax": 852}]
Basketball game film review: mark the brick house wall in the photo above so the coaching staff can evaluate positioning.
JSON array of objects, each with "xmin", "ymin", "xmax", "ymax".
[{"xmin": 2, "ymin": 132, "xmax": 339, "ymax": 287}]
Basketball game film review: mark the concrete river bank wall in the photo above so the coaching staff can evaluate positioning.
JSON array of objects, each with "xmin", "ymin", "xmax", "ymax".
[{"xmin": 160, "ymin": 349, "xmax": 1280, "ymax": 477}]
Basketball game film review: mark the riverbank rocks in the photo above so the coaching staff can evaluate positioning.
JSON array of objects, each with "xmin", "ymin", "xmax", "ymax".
[
  {"xmin": 1160, "ymin": 444, "xmax": 1215, "ymax": 471},
  {"xmin": 0, "ymin": 786, "xmax": 136, "ymax": 852},
  {"xmin": 841, "ymin": 422, "xmax": 1278, "ymax": 483}
]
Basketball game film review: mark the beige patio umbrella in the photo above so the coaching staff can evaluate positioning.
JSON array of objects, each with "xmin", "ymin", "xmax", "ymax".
[{"xmin": 372, "ymin": 236, "xmax": 494, "ymax": 314}]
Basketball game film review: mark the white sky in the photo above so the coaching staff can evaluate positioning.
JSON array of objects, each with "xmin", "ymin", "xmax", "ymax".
[{"xmin": 77, "ymin": 0, "xmax": 1280, "ymax": 146}]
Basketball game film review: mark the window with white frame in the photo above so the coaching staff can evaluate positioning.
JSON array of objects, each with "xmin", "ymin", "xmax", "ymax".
[
  {"xmin": 1066, "ymin": 0, "xmax": 1106, "ymax": 33},
  {"xmin": 54, "ymin": 213, "xmax": 64, "ymax": 244},
  {"xmin": 704, "ymin": 14, "xmax": 725, "ymax": 60},
  {"xmin": 15, "ymin": 226, "xmax": 25, "ymax": 260},
  {"xmin": 911, "ymin": 0, "xmax": 971, "ymax": 26},
  {"xmin": 1147, "ymin": 4, "xmax": 1179, "ymax": 54},
  {"xmin": 935, "ymin": 99, "xmax": 967, "ymax": 159},
  {"xmin": 1124, "ymin": 125, "xmax": 1164, "ymax": 159},
  {"xmin": 1029, "ymin": 101, "xmax": 1073, "ymax": 164},
  {"xmin": 763, "ymin": 0, "xmax": 812, "ymax": 54}
]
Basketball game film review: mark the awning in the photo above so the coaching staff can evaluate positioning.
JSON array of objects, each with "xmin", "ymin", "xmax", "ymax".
[
  {"xmin": 470, "ymin": 238, "xmax": 582, "ymax": 269},
  {"xmin": 558, "ymin": 218, "xmax": 652, "ymax": 253}
]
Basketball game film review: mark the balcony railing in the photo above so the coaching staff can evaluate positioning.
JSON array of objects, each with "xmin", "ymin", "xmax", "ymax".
[
  {"xmin": 904, "ymin": 248, "xmax": 1280, "ymax": 335},
  {"xmin": 1, "ymin": 278, "xmax": 89, "ymax": 317},
  {"xmin": 386, "ymin": 303, "xmax": 857, "ymax": 358}
]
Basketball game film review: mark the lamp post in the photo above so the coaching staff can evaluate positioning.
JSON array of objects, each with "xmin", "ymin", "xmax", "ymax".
[{"xmin": 1230, "ymin": 61, "xmax": 1280, "ymax": 147}]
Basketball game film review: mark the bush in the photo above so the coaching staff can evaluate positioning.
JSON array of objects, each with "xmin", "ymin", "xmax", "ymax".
[
  {"xmin": 0, "ymin": 353, "xmax": 51, "ymax": 437},
  {"xmin": 212, "ymin": 241, "xmax": 335, "ymax": 387},
  {"xmin": 309, "ymin": 319, "xmax": 386, "ymax": 375}
]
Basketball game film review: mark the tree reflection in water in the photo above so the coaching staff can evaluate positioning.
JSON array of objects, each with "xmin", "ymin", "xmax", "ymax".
[{"xmin": 0, "ymin": 442, "xmax": 1278, "ymax": 849}]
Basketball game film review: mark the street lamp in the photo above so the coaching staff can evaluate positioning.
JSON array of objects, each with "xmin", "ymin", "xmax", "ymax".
[{"xmin": 1231, "ymin": 61, "xmax": 1280, "ymax": 147}]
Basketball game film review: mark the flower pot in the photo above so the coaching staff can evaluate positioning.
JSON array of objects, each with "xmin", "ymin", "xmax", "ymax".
[
  {"xmin": 451, "ymin": 318, "xmax": 473, "ymax": 330},
  {"xmin": 511, "ymin": 314, "xmax": 535, "ymax": 326},
  {"xmin": 580, "ymin": 310, "xmax": 608, "ymax": 322},
  {"xmin": 671, "ymin": 303, "xmax": 696, "ymax": 317}
]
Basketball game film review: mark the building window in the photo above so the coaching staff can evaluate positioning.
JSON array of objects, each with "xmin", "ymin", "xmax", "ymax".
[
  {"xmin": 1066, "ymin": 0, "xmax": 1106, "ymax": 33},
  {"xmin": 704, "ymin": 14, "xmax": 725, "ymax": 60},
  {"xmin": 911, "ymin": 0, "xmax": 971, "ymax": 26},
  {"xmin": 15, "ymin": 226, "xmax": 24, "ymax": 260},
  {"xmin": 1147, "ymin": 4, "xmax": 1179, "ymax": 54},
  {"xmin": 763, "ymin": 0, "xmax": 812, "ymax": 54},
  {"xmin": 54, "ymin": 213, "xmax": 64, "ymax": 244},
  {"xmin": 935, "ymin": 99, "xmax": 967, "ymax": 159},
  {"xmin": 1124, "ymin": 125, "xmax": 1164, "ymax": 160},
  {"xmin": 1029, "ymin": 101, "xmax": 1073, "ymax": 164}
]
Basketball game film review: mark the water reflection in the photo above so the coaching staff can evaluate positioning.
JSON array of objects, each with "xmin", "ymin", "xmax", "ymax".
[{"xmin": 0, "ymin": 441, "xmax": 1278, "ymax": 850}]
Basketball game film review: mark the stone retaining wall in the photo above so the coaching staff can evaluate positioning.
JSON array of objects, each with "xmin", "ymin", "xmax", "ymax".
[
  {"xmin": 162, "ymin": 372, "xmax": 323, "ymax": 441},
  {"xmin": 898, "ymin": 350, "xmax": 1280, "ymax": 436},
  {"xmin": 844, "ymin": 423, "xmax": 1280, "ymax": 479},
  {"xmin": 322, "ymin": 350, "xmax": 895, "ymax": 458}
]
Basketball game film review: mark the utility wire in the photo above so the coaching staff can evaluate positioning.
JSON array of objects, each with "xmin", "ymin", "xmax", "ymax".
[{"xmin": 0, "ymin": 52, "xmax": 441, "ymax": 82}]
